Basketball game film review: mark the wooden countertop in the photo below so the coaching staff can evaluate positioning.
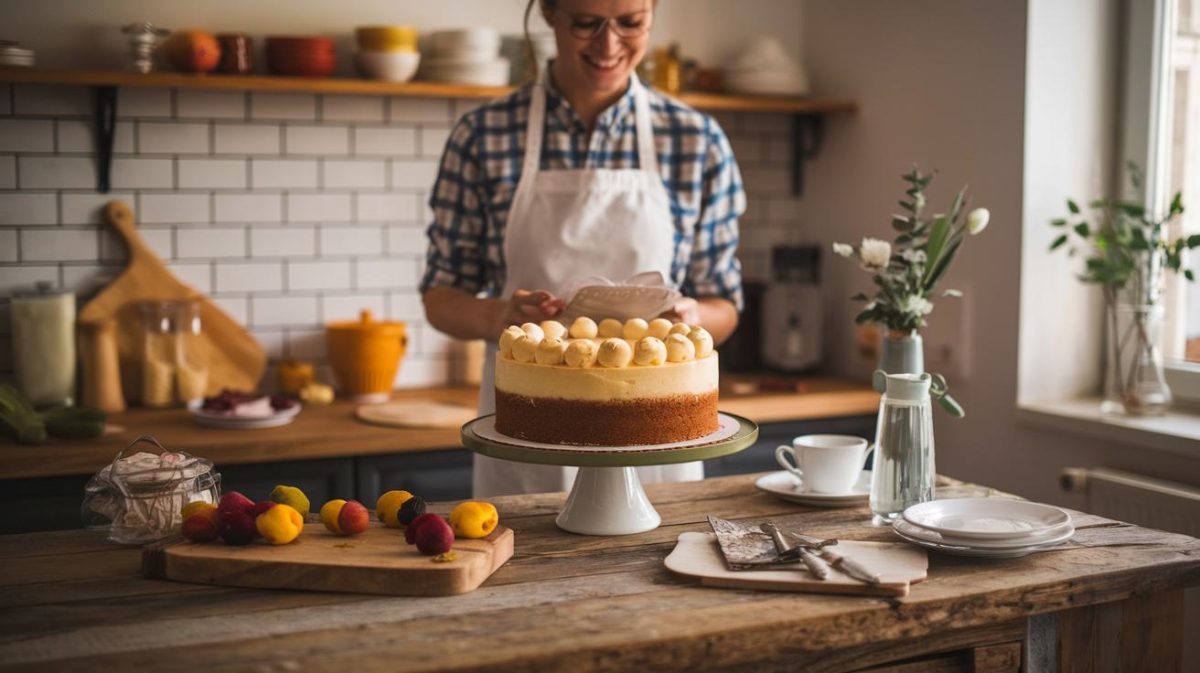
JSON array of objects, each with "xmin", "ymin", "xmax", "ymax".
[
  {"xmin": 0, "ymin": 377, "xmax": 879, "ymax": 480},
  {"xmin": 0, "ymin": 474, "xmax": 1195, "ymax": 672}
]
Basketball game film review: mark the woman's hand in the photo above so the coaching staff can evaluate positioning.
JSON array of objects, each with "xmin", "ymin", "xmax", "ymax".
[
  {"xmin": 495, "ymin": 289, "xmax": 566, "ymax": 334},
  {"xmin": 657, "ymin": 296, "xmax": 739, "ymax": 345},
  {"xmin": 658, "ymin": 297, "xmax": 702, "ymax": 325}
]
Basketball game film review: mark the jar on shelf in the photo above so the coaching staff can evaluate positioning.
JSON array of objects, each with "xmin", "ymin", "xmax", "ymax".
[
  {"xmin": 174, "ymin": 301, "xmax": 209, "ymax": 404},
  {"xmin": 141, "ymin": 301, "xmax": 177, "ymax": 407}
]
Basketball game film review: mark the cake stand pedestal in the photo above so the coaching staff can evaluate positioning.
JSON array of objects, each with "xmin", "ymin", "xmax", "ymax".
[{"xmin": 461, "ymin": 413, "xmax": 758, "ymax": 536}]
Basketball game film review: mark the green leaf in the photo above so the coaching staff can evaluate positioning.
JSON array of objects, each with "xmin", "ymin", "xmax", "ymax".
[
  {"xmin": 937, "ymin": 393, "xmax": 966, "ymax": 418},
  {"xmin": 1050, "ymin": 234, "xmax": 1068, "ymax": 251},
  {"xmin": 1187, "ymin": 234, "xmax": 1200, "ymax": 248},
  {"xmin": 892, "ymin": 216, "xmax": 913, "ymax": 232},
  {"xmin": 1118, "ymin": 203, "xmax": 1146, "ymax": 218},
  {"xmin": 1170, "ymin": 192, "xmax": 1184, "ymax": 216},
  {"xmin": 899, "ymin": 200, "xmax": 915, "ymax": 212},
  {"xmin": 924, "ymin": 237, "xmax": 962, "ymax": 288},
  {"xmin": 1067, "ymin": 199, "xmax": 1080, "ymax": 214},
  {"xmin": 1073, "ymin": 222, "xmax": 1090, "ymax": 238},
  {"xmin": 1050, "ymin": 218, "xmax": 1067, "ymax": 227},
  {"xmin": 1186, "ymin": 269, "xmax": 1195, "ymax": 282},
  {"xmin": 923, "ymin": 216, "xmax": 952, "ymax": 284}
]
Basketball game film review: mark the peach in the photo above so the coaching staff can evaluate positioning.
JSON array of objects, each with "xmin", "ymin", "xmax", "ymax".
[
  {"xmin": 405, "ymin": 513, "xmax": 443, "ymax": 545},
  {"xmin": 337, "ymin": 500, "xmax": 370, "ymax": 536},
  {"xmin": 250, "ymin": 500, "xmax": 277, "ymax": 518},
  {"xmin": 182, "ymin": 513, "xmax": 218, "ymax": 543},
  {"xmin": 415, "ymin": 516, "xmax": 455, "ymax": 555},
  {"xmin": 218, "ymin": 510, "xmax": 257, "ymax": 546},
  {"xmin": 218, "ymin": 491, "xmax": 255, "ymax": 521}
]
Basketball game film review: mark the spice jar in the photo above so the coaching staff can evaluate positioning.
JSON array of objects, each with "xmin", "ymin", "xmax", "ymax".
[
  {"xmin": 174, "ymin": 301, "xmax": 209, "ymax": 403},
  {"xmin": 141, "ymin": 301, "xmax": 176, "ymax": 407},
  {"xmin": 81, "ymin": 435, "xmax": 221, "ymax": 545}
]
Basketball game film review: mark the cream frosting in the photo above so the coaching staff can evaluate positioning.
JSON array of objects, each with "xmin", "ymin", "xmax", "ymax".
[{"xmin": 495, "ymin": 352, "xmax": 718, "ymax": 401}]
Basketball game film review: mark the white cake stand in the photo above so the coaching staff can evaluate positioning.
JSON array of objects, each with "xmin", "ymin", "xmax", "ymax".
[{"xmin": 460, "ymin": 412, "xmax": 758, "ymax": 536}]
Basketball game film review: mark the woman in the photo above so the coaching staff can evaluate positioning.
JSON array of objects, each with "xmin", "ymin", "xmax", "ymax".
[{"xmin": 421, "ymin": 0, "xmax": 746, "ymax": 498}]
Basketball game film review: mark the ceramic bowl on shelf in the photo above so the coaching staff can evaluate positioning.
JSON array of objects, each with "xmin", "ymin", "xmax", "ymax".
[
  {"xmin": 355, "ymin": 25, "xmax": 418, "ymax": 52},
  {"xmin": 419, "ymin": 57, "xmax": 510, "ymax": 87},
  {"xmin": 426, "ymin": 28, "xmax": 501, "ymax": 58},
  {"xmin": 356, "ymin": 50, "xmax": 421, "ymax": 82},
  {"xmin": 266, "ymin": 36, "xmax": 337, "ymax": 77}
]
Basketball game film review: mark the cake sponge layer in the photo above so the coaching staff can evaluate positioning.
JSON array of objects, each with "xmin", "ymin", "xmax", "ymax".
[{"xmin": 495, "ymin": 391, "xmax": 719, "ymax": 446}]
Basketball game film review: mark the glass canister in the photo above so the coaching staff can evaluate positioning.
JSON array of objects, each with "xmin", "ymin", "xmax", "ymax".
[
  {"xmin": 174, "ymin": 301, "xmax": 209, "ymax": 404},
  {"xmin": 869, "ymin": 372, "xmax": 935, "ymax": 525},
  {"xmin": 11, "ymin": 283, "xmax": 76, "ymax": 407},
  {"xmin": 141, "ymin": 301, "xmax": 177, "ymax": 407},
  {"xmin": 81, "ymin": 435, "xmax": 221, "ymax": 545}
]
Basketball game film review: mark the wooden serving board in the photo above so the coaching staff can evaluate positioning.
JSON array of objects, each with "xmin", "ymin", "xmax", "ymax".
[
  {"xmin": 143, "ymin": 522, "xmax": 514, "ymax": 596},
  {"xmin": 78, "ymin": 201, "xmax": 266, "ymax": 400},
  {"xmin": 355, "ymin": 401, "xmax": 478, "ymax": 429},
  {"xmin": 664, "ymin": 532, "xmax": 927, "ymax": 597}
]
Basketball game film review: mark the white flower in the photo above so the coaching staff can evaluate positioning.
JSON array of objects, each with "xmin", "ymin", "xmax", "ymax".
[
  {"xmin": 900, "ymin": 249, "xmax": 927, "ymax": 264},
  {"xmin": 899, "ymin": 295, "xmax": 934, "ymax": 315},
  {"xmin": 859, "ymin": 238, "xmax": 892, "ymax": 271},
  {"xmin": 967, "ymin": 208, "xmax": 990, "ymax": 234},
  {"xmin": 832, "ymin": 242, "xmax": 854, "ymax": 258}
]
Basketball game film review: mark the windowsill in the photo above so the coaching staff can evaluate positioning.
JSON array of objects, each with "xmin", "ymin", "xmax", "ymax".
[{"xmin": 1016, "ymin": 398, "xmax": 1200, "ymax": 458}]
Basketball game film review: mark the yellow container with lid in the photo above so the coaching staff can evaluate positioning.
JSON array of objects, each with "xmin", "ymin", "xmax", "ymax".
[
  {"xmin": 325, "ymin": 310, "xmax": 407, "ymax": 403},
  {"xmin": 355, "ymin": 26, "xmax": 418, "ymax": 52}
]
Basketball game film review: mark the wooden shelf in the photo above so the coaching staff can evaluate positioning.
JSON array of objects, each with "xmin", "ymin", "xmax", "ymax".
[{"xmin": 0, "ymin": 67, "xmax": 857, "ymax": 115}]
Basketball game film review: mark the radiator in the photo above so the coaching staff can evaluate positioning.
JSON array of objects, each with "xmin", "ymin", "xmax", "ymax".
[{"xmin": 1060, "ymin": 467, "xmax": 1200, "ymax": 537}]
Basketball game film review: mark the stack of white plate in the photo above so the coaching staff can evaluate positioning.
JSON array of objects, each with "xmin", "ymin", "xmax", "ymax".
[
  {"xmin": 420, "ymin": 28, "xmax": 510, "ymax": 86},
  {"xmin": 893, "ymin": 498, "xmax": 1074, "ymax": 558},
  {"xmin": 724, "ymin": 37, "xmax": 808, "ymax": 97},
  {"xmin": 0, "ymin": 40, "xmax": 35, "ymax": 67}
]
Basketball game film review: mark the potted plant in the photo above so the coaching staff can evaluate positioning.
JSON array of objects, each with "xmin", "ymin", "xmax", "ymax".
[
  {"xmin": 833, "ymin": 167, "xmax": 989, "ymax": 417},
  {"xmin": 1049, "ymin": 163, "xmax": 1195, "ymax": 416}
]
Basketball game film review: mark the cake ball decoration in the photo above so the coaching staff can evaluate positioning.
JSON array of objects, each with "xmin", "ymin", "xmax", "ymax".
[
  {"xmin": 665, "ymin": 333, "xmax": 696, "ymax": 362},
  {"xmin": 540, "ymin": 320, "xmax": 566, "ymax": 341},
  {"xmin": 597, "ymin": 318, "xmax": 624, "ymax": 339},
  {"xmin": 622, "ymin": 318, "xmax": 649, "ymax": 340},
  {"xmin": 687, "ymin": 326, "xmax": 714, "ymax": 358},
  {"xmin": 520, "ymin": 322, "xmax": 545, "ymax": 342},
  {"xmin": 668, "ymin": 322, "xmax": 691, "ymax": 336},
  {"xmin": 534, "ymin": 337, "xmax": 567, "ymax": 365},
  {"xmin": 597, "ymin": 338, "xmax": 633, "ymax": 368},
  {"xmin": 647, "ymin": 318, "xmax": 673, "ymax": 340},
  {"xmin": 564, "ymin": 339, "xmax": 598, "ymax": 368},
  {"xmin": 499, "ymin": 325, "xmax": 526, "ymax": 359},
  {"xmin": 569, "ymin": 316, "xmax": 598, "ymax": 339},
  {"xmin": 633, "ymin": 336, "xmax": 667, "ymax": 366},
  {"xmin": 511, "ymin": 335, "xmax": 538, "ymax": 363}
]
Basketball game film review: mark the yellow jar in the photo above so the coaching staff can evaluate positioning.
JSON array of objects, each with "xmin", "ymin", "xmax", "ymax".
[{"xmin": 325, "ymin": 310, "xmax": 407, "ymax": 403}]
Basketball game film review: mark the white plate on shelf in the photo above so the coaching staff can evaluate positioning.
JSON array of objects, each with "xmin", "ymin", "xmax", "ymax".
[
  {"xmin": 187, "ymin": 400, "xmax": 301, "ymax": 430},
  {"xmin": 902, "ymin": 498, "xmax": 1070, "ymax": 540},
  {"xmin": 893, "ymin": 519, "xmax": 1075, "ymax": 550},
  {"xmin": 891, "ymin": 522, "xmax": 1073, "ymax": 559},
  {"xmin": 754, "ymin": 470, "xmax": 870, "ymax": 507}
]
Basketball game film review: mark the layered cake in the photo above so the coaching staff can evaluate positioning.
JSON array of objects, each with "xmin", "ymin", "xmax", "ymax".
[{"xmin": 494, "ymin": 316, "xmax": 719, "ymax": 446}]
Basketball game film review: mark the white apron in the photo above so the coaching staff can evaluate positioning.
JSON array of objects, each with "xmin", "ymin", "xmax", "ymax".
[{"xmin": 473, "ymin": 74, "xmax": 705, "ymax": 498}]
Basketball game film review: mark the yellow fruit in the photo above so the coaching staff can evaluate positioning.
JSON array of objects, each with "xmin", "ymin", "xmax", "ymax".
[
  {"xmin": 375, "ymin": 490, "xmax": 414, "ymax": 528},
  {"xmin": 269, "ymin": 484, "xmax": 311, "ymax": 516},
  {"xmin": 256, "ymin": 504, "xmax": 304, "ymax": 544},
  {"xmin": 320, "ymin": 499, "xmax": 347, "ymax": 534},
  {"xmin": 181, "ymin": 501, "xmax": 216, "ymax": 520},
  {"xmin": 449, "ymin": 501, "xmax": 499, "ymax": 539}
]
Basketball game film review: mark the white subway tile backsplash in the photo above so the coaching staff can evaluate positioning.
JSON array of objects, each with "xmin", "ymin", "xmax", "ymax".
[
  {"xmin": 250, "ymin": 227, "xmax": 315, "ymax": 257},
  {"xmin": 251, "ymin": 159, "xmax": 318, "ymax": 189},
  {"xmin": 214, "ymin": 193, "xmax": 282, "ymax": 223},
  {"xmin": 166, "ymin": 262, "xmax": 212, "ymax": 293},
  {"xmin": 252, "ymin": 295, "xmax": 318, "ymax": 326},
  {"xmin": 216, "ymin": 261, "xmax": 283, "ymax": 292},
  {"xmin": 178, "ymin": 90, "xmax": 246, "ymax": 119},
  {"xmin": 179, "ymin": 158, "xmax": 246, "ymax": 189},
  {"xmin": 417, "ymin": 322, "xmax": 455, "ymax": 356},
  {"xmin": 57, "ymin": 120, "xmax": 134, "ymax": 154},
  {"xmin": 322, "ymin": 293, "xmax": 384, "ymax": 321},
  {"xmin": 322, "ymin": 95, "xmax": 385, "ymax": 122},
  {"xmin": 61, "ymin": 191, "xmax": 135, "ymax": 225},
  {"xmin": 322, "ymin": 159, "xmax": 386, "ymax": 189},
  {"xmin": 62, "ymin": 264, "xmax": 121, "ymax": 297},
  {"xmin": 389, "ymin": 291, "xmax": 423, "ymax": 320},
  {"xmin": 419, "ymin": 126, "xmax": 452, "ymax": 158},
  {"xmin": 214, "ymin": 123, "xmax": 281, "ymax": 155},
  {"xmin": 139, "ymin": 193, "xmax": 211, "ymax": 224},
  {"xmin": 386, "ymin": 225, "xmax": 427, "ymax": 256},
  {"xmin": 138, "ymin": 122, "xmax": 211, "ymax": 154},
  {"xmin": 100, "ymin": 226, "xmax": 172, "ymax": 260},
  {"xmin": 286, "ymin": 329, "xmax": 325, "ymax": 359},
  {"xmin": 286, "ymin": 193, "xmax": 351, "ymax": 222},
  {"xmin": 357, "ymin": 258, "xmax": 418, "ymax": 289},
  {"xmin": 211, "ymin": 295, "xmax": 249, "ymax": 325},
  {"xmin": 353, "ymin": 126, "xmax": 416, "ymax": 156},
  {"xmin": 390, "ymin": 159, "xmax": 439, "ymax": 190},
  {"xmin": 319, "ymin": 226, "xmax": 382, "ymax": 255},
  {"xmin": 19, "ymin": 157, "xmax": 95, "ymax": 189},
  {"xmin": 0, "ymin": 119, "xmax": 54, "ymax": 152},
  {"xmin": 118, "ymin": 88, "xmax": 173, "ymax": 118},
  {"xmin": 357, "ymin": 192, "xmax": 420, "ymax": 222},
  {"xmin": 0, "ymin": 266, "xmax": 59, "ymax": 297},
  {"xmin": 395, "ymin": 355, "xmax": 451, "ymax": 389},
  {"xmin": 0, "ymin": 193, "xmax": 57, "ymax": 225},
  {"xmin": 176, "ymin": 226, "xmax": 246, "ymax": 259},
  {"xmin": 112, "ymin": 158, "xmax": 174, "ymax": 189},
  {"xmin": 389, "ymin": 98, "xmax": 452, "ymax": 124},
  {"xmin": 13, "ymin": 85, "xmax": 89, "ymax": 117},
  {"xmin": 252, "ymin": 93, "xmax": 316, "ymax": 121},
  {"xmin": 285, "ymin": 125, "xmax": 349, "ymax": 155},
  {"xmin": 22, "ymin": 228, "xmax": 98, "ymax": 262},
  {"xmin": 290, "ymin": 260, "xmax": 351, "ymax": 291},
  {"xmin": 0, "ymin": 230, "xmax": 16, "ymax": 262},
  {"xmin": 0, "ymin": 156, "xmax": 14, "ymax": 189}
]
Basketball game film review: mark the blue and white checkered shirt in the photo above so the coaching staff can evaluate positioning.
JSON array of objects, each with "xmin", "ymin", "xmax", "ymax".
[{"xmin": 420, "ymin": 76, "xmax": 745, "ymax": 310}]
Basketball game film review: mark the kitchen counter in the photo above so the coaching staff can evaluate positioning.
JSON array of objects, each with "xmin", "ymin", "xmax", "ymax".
[
  {"xmin": 0, "ymin": 377, "xmax": 879, "ymax": 480},
  {"xmin": 1, "ymin": 473, "xmax": 1195, "ymax": 672}
]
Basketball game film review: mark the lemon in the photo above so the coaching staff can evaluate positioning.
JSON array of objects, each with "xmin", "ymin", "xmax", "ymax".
[
  {"xmin": 449, "ymin": 501, "xmax": 499, "ymax": 539},
  {"xmin": 375, "ymin": 490, "xmax": 414, "ymax": 528}
]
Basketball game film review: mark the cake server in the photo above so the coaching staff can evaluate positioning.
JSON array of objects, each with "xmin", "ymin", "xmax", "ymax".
[
  {"xmin": 761, "ymin": 521, "xmax": 830, "ymax": 580},
  {"xmin": 784, "ymin": 530, "xmax": 881, "ymax": 586}
]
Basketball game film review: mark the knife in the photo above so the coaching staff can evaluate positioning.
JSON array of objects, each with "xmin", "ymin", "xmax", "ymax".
[
  {"xmin": 783, "ymin": 530, "xmax": 881, "ymax": 585},
  {"xmin": 761, "ymin": 522, "xmax": 830, "ymax": 580}
]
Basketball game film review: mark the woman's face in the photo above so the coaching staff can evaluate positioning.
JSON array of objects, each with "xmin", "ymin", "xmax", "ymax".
[{"xmin": 544, "ymin": 0, "xmax": 654, "ymax": 96}]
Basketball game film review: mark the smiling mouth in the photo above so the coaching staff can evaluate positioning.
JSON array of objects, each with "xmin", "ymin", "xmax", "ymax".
[{"xmin": 583, "ymin": 54, "xmax": 624, "ymax": 72}]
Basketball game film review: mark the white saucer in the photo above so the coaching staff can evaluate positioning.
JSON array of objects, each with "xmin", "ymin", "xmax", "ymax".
[
  {"xmin": 891, "ymin": 522, "xmax": 1073, "ymax": 559},
  {"xmin": 755, "ymin": 470, "xmax": 870, "ymax": 507},
  {"xmin": 188, "ymin": 401, "xmax": 301, "ymax": 430},
  {"xmin": 893, "ymin": 519, "xmax": 1075, "ymax": 550},
  {"xmin": 902, "ymin": 498, "xmax": 1070, "ymax": 540}
]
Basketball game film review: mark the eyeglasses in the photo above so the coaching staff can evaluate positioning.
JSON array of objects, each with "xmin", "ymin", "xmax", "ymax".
[{"xmin": 562, "ymin": 10, "xmax": 653, "ymax": 40}]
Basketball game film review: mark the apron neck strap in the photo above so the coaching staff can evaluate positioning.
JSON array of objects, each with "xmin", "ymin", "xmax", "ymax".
[{"xmin": 523, "ymin": 71, "xmax": 658, "ymax": 177}]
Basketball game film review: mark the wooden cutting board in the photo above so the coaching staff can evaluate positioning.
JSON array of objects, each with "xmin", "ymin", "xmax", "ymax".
[
  {"xmin": 143, "ymin": 522, "xmax": 514, "ymax": 596},
  {"xmin": 78, "ymin": 201, "xmax": 266, "ymax": 400},
  {"xmin": 355, "ymin": 401, "xmax": 477, "ymax": 429},
  {"xmin": 664, "ymin": 532, "xmax": 927, "ymax": 597}
]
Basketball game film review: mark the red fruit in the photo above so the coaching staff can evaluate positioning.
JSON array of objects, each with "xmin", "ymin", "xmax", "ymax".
[
  {"xmin": 405, "ymin": 513, "xmax": 444, "ymax": 545},
  {"xmin": 217, "ymin": 491, "xmax": 255, "ymax": 523},
  {"xmin": 251, "ymin": 500, "xmax": 277, "ymax": 518},
  {"xmin": 162, "ymin": 30, "xmax": 221, "ymax": 73},
  {"xmin": 415, "ymin": 516, "xmax": 455, "ymax": 555},
  {"xmin": 181, "ymin": 513, "xmax": 218, "ymax": 543},
  {"xmin": 218, "ymin": 510, "xmax": 257, "ymax": 546},
  {"xmin": 337, "ymin": 500, "xmax": 370, "ymax": 536}
]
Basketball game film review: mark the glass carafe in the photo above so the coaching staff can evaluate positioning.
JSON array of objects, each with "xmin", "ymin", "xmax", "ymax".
[{"xmin": 869, "ymin": 372, "xmax": 935, "ymax": 525}]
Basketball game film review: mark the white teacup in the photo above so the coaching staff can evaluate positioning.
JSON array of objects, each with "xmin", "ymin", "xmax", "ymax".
[{"xmin": 775, "ymin": 434, "xmax": 873, "ymax": 494}]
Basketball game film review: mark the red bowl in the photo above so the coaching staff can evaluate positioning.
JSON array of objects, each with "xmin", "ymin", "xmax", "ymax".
[
  {"xmin": 266, "ymin": 36, "xmax": 335, "ymax": 51},
  {"xmin": 267, "ymin": 54, "xmax": 336, "ymax": 77}
]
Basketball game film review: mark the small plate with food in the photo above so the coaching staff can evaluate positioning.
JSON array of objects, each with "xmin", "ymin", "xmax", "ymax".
[{"xmin": 189, "ymin": 391, "xmax": 301, "ymax": 429}]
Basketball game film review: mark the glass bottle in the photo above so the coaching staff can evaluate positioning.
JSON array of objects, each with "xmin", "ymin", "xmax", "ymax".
[
  {"xmin": 174, "ymin": 301, "xmax": 209, "ymax": 404},
  {"xmin": 141, "ymin": 301, "xmax": 177, "ymax": 408},
  {"xmin": 869, "ymin": 372, "xmax": 935, "ymax": 525}
]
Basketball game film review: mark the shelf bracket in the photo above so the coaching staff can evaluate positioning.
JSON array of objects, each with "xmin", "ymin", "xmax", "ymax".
[
  {"xmin": 790, "ymin": 113, "xmax": 826, "ymax": 197},
  {"xmin": 93, "ymin": 85, "xmax": 118, "ymax": 193}
]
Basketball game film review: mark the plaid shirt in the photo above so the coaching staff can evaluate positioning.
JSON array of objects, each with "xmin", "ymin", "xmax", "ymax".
[{"xmin": 420, "ymin": 76, "xmax": 745, "ymax": 310}]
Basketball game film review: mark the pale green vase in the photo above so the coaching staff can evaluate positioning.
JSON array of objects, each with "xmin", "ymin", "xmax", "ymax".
[{"xmin": 873, "ymin": 332, "xmax": 924, "ymax": 393}]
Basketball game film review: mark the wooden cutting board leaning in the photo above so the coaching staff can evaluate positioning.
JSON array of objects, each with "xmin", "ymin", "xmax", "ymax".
[
  {"xmin": 77, "ymin": 201, "xmax": 266, "ymax": 400},
  {"xmin": 143, "ymin": 522, "xmax": 515, "ymax": 596}
]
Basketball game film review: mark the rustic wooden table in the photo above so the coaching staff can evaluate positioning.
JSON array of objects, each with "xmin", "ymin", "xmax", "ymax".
[{"xmin": 1, "ymin": 474, "xmax": 1196, "ymax": 672}]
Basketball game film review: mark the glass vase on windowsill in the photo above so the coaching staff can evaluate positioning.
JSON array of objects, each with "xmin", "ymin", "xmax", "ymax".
[{"xmin": 1101, "ymin": 250, "xmax": 1172, "ymax": 416}]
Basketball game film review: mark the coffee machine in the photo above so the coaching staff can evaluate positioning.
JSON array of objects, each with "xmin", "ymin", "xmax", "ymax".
[{"xmin": 761, "ymin": 245, "xmax": 822, "ymax": 372}]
